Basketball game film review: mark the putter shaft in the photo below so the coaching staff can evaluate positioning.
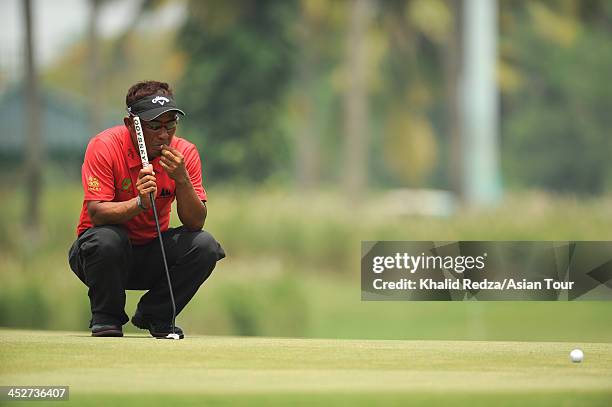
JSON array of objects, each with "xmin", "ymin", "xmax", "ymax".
[{"xmin": 149, "ymin": 192, "xmax": 177, "ymax": 335}]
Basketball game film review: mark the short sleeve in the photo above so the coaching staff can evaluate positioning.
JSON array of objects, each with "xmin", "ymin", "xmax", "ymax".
[
  {"xmin": 182, "ymin": 143, "xmax": 207, "ymax": 202},
  {"xmin": 82, "ymin": 138, "xmax": 116, "ymax": 201}
]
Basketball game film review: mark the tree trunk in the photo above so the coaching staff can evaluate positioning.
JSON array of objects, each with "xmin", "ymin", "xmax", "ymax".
[
  {"xmin": 23, "ymin": 0, "xmax": 42, "ymax": 240},
  {"xmin": 445, "ymin": 0, "xmax": 463, "ymax": 198},
  {"xmin": 343, "ymin": 0, "xmax": 372, "ymax": 200},
  {"xmin": 295, "ymin": 3, "xmax": 318, "ymax": 189},
  {"xmin": 88, "ymin": 0, "xmax": 102, "ymax": 134}
]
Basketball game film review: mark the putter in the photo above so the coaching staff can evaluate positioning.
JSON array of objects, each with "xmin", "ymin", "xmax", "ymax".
[{"xmin": 133, "ymin": 115, "xmax": 181, "ymax": 340}]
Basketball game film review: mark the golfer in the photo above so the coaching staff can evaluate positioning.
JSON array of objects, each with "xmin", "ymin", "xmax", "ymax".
[{"xmin": 68, "ymin": 80, "xmax": 225, "ymax": 338}]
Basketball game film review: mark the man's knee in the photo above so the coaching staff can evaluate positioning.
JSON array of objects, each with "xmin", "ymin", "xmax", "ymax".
[
  {"xmin": 80, "ymin": 225, "xmax": 131, "ymax": 260},
  {"xmin": 191, "ymin": 230, "xmax": 225, "ymax": 263}
]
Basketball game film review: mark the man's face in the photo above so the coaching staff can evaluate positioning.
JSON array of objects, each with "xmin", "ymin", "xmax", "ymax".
[{"xmin": 126, "ymin": 111, "xmax": 178, "ymax": 159}]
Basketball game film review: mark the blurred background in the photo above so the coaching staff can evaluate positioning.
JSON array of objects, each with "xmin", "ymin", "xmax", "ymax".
[{"xmin": 1, "ymin": 0, "xmax": 612, "ymax": 342}]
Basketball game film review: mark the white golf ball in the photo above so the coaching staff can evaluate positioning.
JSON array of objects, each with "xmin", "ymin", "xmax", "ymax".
[{"xmin": 570, "ymin": 348, "xmax": 583, "ymax": 363}]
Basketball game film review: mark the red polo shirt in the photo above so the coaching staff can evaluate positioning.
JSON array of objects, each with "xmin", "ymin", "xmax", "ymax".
[{"xmin": 76, "ymin": 125, "xmax": 207, "ymax": 245}]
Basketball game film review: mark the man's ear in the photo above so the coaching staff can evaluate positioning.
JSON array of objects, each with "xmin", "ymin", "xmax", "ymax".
[{"xmin": 124, "ymin": 116, "xmax": 136, "ymax": 137}]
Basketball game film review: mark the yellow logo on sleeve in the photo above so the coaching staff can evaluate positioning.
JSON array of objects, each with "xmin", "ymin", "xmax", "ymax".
[{"xmin": 87, "ymin": 176, "xmax": 101, "ymax": 192}]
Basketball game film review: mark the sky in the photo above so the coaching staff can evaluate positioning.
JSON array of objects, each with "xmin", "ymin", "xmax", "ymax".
[{"xmin": 0, "ymin": 0, "xmax": 186, "ymax": 82}]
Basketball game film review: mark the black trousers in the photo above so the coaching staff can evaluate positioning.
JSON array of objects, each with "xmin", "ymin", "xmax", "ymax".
[{"xmin": 68, "ymin": 225, "xmax": 225, "ymax": 327}]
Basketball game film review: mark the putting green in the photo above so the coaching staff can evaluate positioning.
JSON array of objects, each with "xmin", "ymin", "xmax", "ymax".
[{"xmin": 1, "ymin": 329, "xmax": 611, "ymax": 406}]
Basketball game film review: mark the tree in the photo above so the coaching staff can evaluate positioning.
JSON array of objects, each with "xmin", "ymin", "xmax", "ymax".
[
  {"xmin": 87, "ymin": 0, "xmax": 102, "ymax": 135},
  {"xmin": 501, "ymin": 1, "xmax": 612, "ymax": 194},
  {"xmin": 23, "ymin": 0, "xmax": 42, "ymax": 241},
  {"xmin": 294, "ymin": 0, "xmax": 319, "ymax": 189},
  {"xmin": 177, "ymin": 0, "xmax": 297, "ymax": 182},
  {"xmin": 343, "ymin": 0, "xmax": 374, "ymax": 199},
  {"xmin": 444, "ymin": 0, "xmax": 463, "ymax": 197}
]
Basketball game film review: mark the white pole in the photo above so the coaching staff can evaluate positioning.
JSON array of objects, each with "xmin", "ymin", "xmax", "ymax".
[{"xmin": 461, "ymin": 0, "xmax": 502, "ymax": 206}]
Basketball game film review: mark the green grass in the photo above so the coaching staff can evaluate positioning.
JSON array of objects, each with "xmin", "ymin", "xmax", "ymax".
[{"xmin": 1, "ymin": 329, "xmax": 611, "ymax": 406}]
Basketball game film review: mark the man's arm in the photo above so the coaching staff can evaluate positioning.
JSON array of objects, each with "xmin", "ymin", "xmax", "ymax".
[
  {"xmin": 87, "ymin": 166, "xmax": 157, "ymax": 226},
  {"xmin": 160, "ymin": 145, "xmax": 206, "ymax": 231},
  {"xmin": 87, "ymin": 198, "xmax": 142, "ymax": 226},
  {"xmin": 175, "ymin": 180, "xmax": 207, "ymax": 231}
]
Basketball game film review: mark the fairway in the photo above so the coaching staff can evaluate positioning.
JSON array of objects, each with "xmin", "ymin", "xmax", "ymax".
[{"xmin": 0, "ymin": 329, "xmax": 611, "ymax": 406}]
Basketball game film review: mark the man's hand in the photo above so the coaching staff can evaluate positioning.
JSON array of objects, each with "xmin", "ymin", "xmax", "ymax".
[
  {"xmin": 160, "ymin": 145, "xmax": 189, "ymax": 185},
  {"xmin": 136, "ymin": 166, "xmax": 157, "ymax": 209},
  {"xmin": 160, "ymin": 145, "xmax": 206, "ymax": 230}
]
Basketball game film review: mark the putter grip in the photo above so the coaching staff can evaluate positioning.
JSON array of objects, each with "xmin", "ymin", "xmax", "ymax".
[
  {"xmin": 135, "ymin": 116, "xmax": 155, "ymax": 206},
  {"xmin": 133, "ymin": 116, "xmax": 150, "ymax": 168}
]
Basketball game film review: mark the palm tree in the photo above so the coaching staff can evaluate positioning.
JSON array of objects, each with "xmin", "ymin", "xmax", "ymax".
[
  {"xmin": 88, "ymin": 0, "xmax": 102, "ymax": 134},
  {"xmin": 343, "ymin": 0, "xmax": 373, "ymax": 200},
  {"xmin": 23, "ymin": 0, "xmax": 42, "ymax": 241}
]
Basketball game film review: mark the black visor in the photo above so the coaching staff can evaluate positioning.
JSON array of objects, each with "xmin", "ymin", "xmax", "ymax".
[{"xmin": 127, "ymin": 94, "xmax": 185, "ymax": 121}]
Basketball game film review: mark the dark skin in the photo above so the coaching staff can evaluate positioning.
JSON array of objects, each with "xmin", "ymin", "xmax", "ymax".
[{"xmin": 87, "ymin": 111, "xmax": 207, "ymax": 231}]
